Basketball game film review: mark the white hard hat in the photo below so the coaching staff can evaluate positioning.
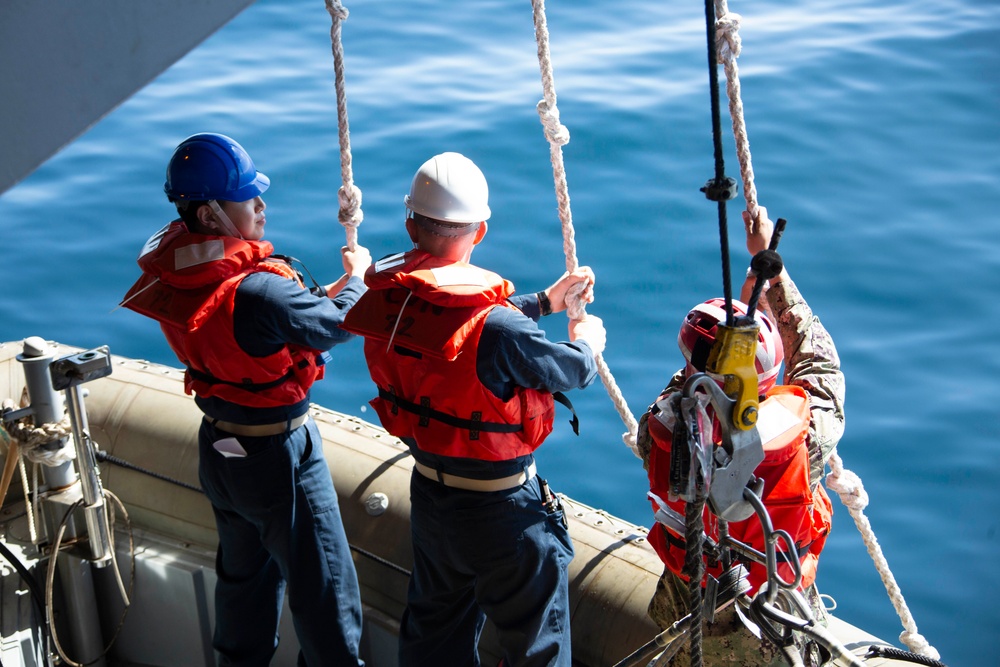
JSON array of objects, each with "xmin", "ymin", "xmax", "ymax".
[{"xmin": 404, "ymin": 152, "xmax": 491, "ymax": 224}]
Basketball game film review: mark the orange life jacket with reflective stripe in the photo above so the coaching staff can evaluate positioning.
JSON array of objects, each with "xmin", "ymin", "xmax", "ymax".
[
  {"xmin": 647, "ymin": 384, "xmax": 832, "ymax": 593},
  {"xmin": 341, "ymin": 250, "xmax": 555, "ymax": 460},
  {"xmin": 122, "ymin": 221, "xmax": 325, "ymax": 407}
]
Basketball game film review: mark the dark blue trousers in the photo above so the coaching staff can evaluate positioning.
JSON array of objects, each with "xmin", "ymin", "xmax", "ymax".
[
  {"xmin": 198, "ymin": 419, "xmax": 365, "ymax": 667},
  {"xmin": 399, "ymin": 472, "xmax": 574, "ymax": 667}
]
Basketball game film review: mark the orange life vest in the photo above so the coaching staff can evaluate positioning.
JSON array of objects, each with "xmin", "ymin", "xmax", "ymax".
[
  {"xmin": 646, "ymin": 384, "xmax": 833, "ymax": 593},
  {"xmin": 122, "ymin": 221, "xmax": 325, "ymax": 408},
  {"xmin": 341, "ymin": 250, "xmax": 555, "ymax": 461}
]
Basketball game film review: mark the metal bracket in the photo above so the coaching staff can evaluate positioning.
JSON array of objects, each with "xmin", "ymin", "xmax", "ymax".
[{"xmin": 681, "ymin": 374, "xmax": 764, "ymax": 522}]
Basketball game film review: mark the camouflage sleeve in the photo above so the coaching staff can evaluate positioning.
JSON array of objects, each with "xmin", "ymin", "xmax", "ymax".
[{"xmin": 764, "ymin": 276, "xmax": 846, "ymax": 489}]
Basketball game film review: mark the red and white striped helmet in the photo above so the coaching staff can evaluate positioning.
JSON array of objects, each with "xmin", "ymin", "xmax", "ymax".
[{"xmin": 677, "ymin": 298, "xmax": 783, "ymax": 393}]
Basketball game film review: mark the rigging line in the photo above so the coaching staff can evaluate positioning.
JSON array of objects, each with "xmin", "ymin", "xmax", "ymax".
[
  {"xmin": 529, "ymin": 0, "xmax": 640, "ymax": 458},
  {"xmin": 702, "ymin": 0, "xmax": 736, "ymax": 325},
  {"xmin": 324, "ymin": 0, "xmax": 363, "ymax": 251}
]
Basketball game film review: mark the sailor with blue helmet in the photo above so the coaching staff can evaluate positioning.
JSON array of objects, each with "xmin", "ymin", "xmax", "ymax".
[{"xmin": 123, "ymin": 133, "xmax": 371, "ymax": 666}]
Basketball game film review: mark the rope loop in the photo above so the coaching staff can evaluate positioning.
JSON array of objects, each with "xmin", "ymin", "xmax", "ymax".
[
  {"xmin": 715, "ymin": 12, "xmax": 742, "ymax": 65},
  {"xmin": 536, "ymin": 100, "xmax": 570, "ymax": 146}
]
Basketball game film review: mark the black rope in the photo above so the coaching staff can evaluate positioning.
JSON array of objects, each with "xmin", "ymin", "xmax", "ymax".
[
  {"xmin": 684, "ymin": 496, "xmax": 706, "ymax": 667},
  {"xmin": 699, "ymin": 0, "xmax": 739, "ymax": 325},
  {"xmin": 94, "ymin": 450, "xmax": 203, "ymax": 494},
  {"xmin": 865, "ymin": 645, "xmax": 948, "ymax": 667},
  {"xmin": 349, "ymin": 544, "xmax": 411, "ymax": 577},
  {"xmin": 744, "ymin": 217, "xmax": 787, "ymax": 318}
]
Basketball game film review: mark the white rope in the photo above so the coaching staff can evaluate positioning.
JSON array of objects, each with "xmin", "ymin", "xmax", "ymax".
[
  {"xmin": 529, "ymin": 0, "xmax": 640, "ymax": 458},
  {"xmin": 19, "ymin": 457, "xmax": 38, "ymax": 543},
  {"xmin": 712, "ymin": 0, "xmax": 758, "ymax": 219},
  {"xmin": 825, "ymin": 450, "xmax": 940, "ymax": 660},
  {"xmin": 325, "ymin": 0, "xmax": 363, "ymax": 251}
]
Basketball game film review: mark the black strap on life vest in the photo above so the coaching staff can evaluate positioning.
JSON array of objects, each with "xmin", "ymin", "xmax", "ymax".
[
  {"xmin": 187, "ymin": 365, "xmax": 296, "ymax": 392},
  {"xmin": 554, "ymin": 391, "xmax": 580, "ymax": 435},
  {"xmin": 379, "ymin": 387, "xmax": 580, "ymax": 438},
  {"xmin": 379, "ymin": 386, "xmax": 522, "ymax": 440}
]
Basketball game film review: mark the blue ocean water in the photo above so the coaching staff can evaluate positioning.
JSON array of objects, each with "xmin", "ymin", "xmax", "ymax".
[{"xmin": 2, "ymin": 0, "xmax": 997, "ymax": 664}]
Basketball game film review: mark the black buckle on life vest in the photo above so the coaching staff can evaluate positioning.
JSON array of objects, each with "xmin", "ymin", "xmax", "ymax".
[
  {"xmin": 418, "ymin": 397, "xmax": 431, "ymax": 427},
  {"xmin": 470, "ymin": 411, "xmax": 482, "ymax": 441},
  {"xmin": 387, "ymin": 385, "xmax": 399, "ymax": 415}
]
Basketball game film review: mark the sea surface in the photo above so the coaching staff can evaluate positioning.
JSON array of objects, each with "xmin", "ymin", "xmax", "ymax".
[{"xmin": 2, "ymin": 0, "xmax": 997, "ymax": 664}]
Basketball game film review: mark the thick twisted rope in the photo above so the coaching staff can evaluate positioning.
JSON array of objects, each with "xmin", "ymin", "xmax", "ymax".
[
  {"xmin": 325, "ymin": 0, "xmax": 363, "ymax": 250},
  {"xmin": 712, "ymin": 0, "xmax": 758, "ymax": 219},
  {"xmin": 825, "ymin": 450, "xmax": 940, "ymax": 660},
  {"xmin": 530, "ymin": 0, "xmax": 640, "ymax": 457}
]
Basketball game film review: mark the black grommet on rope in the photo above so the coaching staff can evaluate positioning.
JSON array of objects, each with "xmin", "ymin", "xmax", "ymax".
[
  {"xmin": 701, "ymin": 176, "xmax": 739, "ymax": 202},
  {"xmin": 750, "ymin": 249, "xmax": 783, "ymax": 282}
]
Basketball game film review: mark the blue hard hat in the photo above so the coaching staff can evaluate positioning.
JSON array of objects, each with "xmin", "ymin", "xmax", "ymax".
[{"xmin": 164, "ymin": 133, "xmax": 270, "ymax": 202}]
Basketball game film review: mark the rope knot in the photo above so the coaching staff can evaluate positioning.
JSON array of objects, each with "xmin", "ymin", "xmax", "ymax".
[
  {"xmin": 325, "ymin": 0, "xmax": 349, "ymax": 22},
  {"xmin": 6, "ymin": 413, "xmax": 76, "ymax": 466},
  {"xmin": 715, "ymin": 12, "xmax": 743, "ymax": 65},
  {"xmin": 825, "ymin": 466, "xmax": 869, "ymax": 510},
  {"xmin": 536, "ymin": 100, "xmax": 570, "ymax": 146},
  {"xmin": 338, "ymin": 184, "xmax": 364, "ymax": 228},
  {"xmin": 899, "ymin": 631, "xmax": 941, "ymax": 660}
]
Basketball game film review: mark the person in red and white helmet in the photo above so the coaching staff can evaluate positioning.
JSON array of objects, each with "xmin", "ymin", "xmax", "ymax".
[{"xmin": 636, "ymin": 206, "xmax": 846, "ymax": 666}]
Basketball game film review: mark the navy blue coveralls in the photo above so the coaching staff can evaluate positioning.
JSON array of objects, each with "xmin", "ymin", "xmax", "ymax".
[
  {"xmin": 398, "ymin": 293, "xmax": 598, "ymax": 667},
  {"xmin": 196, "ymin": 272, "xmax": 367, "ymax": 667}
]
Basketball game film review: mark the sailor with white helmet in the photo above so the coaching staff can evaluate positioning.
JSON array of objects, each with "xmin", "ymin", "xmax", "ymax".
[
  {"xmin": 343, "ymin": 151, "xmax": 606, "ymax": 667},
  {"xmin": 123, "ymin": 133, "xmax": 370, "ymax": 667}
]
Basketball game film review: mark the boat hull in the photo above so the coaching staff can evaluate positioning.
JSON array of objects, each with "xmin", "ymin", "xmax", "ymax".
[{"xmin": 0, "ymin": 341, "xmax": 913, "ymax": 666}]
